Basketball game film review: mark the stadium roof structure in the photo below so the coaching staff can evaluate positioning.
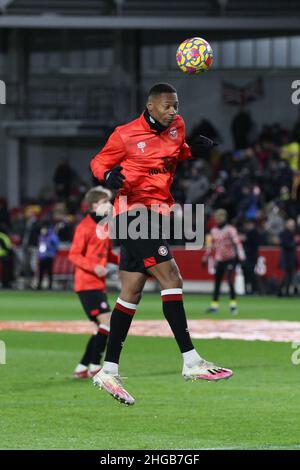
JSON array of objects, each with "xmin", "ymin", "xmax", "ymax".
[
  {"xmin": 0, "ymin": 15, "xmax": 299, "ymax": 34},
  {"xmin": 0, "ymin": 0, "xmax": 299, "ymax": 18},
  {"xmin": 0, "ymin": 0, "xmax": 299, "ymax": 32}
]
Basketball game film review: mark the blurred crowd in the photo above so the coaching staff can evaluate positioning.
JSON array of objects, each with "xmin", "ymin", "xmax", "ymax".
[
  {"xmin": 1, "ymin": 114, "xmax": 300, "ymax": 292},
  {"xmin": 0, "ymin": 163, "xmax": 89, "ymax": 289},
  {"xmin": 176, "ymin": 115, "xmax": 300, "ymax": 240}
]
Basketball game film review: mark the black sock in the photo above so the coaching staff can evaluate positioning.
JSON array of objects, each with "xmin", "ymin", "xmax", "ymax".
[
  {"xmin": 104, "ymin": 298, "xmax": 136, "ymax": 364},
  {"xmin": 90, "ymin": 326, "xmax": 109, "ymax": 365},
  {"xmin": 80, "ymin": 335, "xmax": 96, "ymax": 366},
  {"xmin": 161, "ymin": 288, "xmax": 194, "ymax": 353}
]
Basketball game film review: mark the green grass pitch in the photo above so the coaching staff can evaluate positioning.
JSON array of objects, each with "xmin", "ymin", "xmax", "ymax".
[{"xmin": 0, "ymin": 291, "xmax": 300, "ymax": 450}]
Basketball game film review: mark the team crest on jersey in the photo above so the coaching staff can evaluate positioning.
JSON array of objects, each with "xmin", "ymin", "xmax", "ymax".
[
  {"xmin": 168, "ymin": 127, "xmax": 178, "ymax": 139},
  {"xmin": 158, "ymin": 245, "xmax": 168, "ymax": 256},
  {"xmin": 137, "ymin": 141, "xmax": 146, "ymax": 153},
  {"xmin": 101, "ymin": 301, "xmax": 107, "ymax": 309}
]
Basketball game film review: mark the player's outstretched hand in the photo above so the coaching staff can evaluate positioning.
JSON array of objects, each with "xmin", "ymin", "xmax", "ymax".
[
  {"xmin": 104, "ymin": 165, "xmax": 125, "ymax": 190},
  {"xmin": 191, "ymin": 135, "xmax": 218, "ymax": 156}
]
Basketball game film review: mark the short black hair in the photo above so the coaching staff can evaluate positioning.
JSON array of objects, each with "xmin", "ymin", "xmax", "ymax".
[{"xmin": 148, "ymin": 83, "xmax": 177, "ymax": 98}]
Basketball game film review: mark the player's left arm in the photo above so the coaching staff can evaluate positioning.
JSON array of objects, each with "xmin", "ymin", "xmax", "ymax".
[
  {"xmin": 190, "ymin": 135, "xmax": 217, "ymax": 158},
  {"xmin": 177, "ymin": 117, "xmax": 216, "ymax": 161}
]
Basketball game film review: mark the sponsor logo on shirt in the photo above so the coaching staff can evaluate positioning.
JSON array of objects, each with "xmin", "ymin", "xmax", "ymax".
[
  {"xmin": 148, "ymin": 157, "xmax": 177, "ymax": 176},
  {"xmin": 148, "ymin": 167, "xmax": 169, "ymax": 175}
]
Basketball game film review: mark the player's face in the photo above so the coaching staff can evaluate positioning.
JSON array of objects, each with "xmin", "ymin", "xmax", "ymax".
[
  {"xmin": 286, "ymin": 219, "xmax": 295, "ymax": 232},
  {"xmin": 215, "ymin": 213, "xmax": 226, "ymax": 226},
  {"xmin": 147, "ymin": 93, "xmax": 179, "ymax": 127},
  {"xmin": 93, "ymin": 197, "xmax": 111, "ymax": 217}
]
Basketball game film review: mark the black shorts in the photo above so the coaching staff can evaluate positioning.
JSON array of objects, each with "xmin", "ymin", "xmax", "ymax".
[
  {"xmin": 215, "ymin": 258, "xmax": 237, "ymax": 277},
  {"xmin": 117, "ymin": 211, "xmax": 173, "ymax": 274},
  {"xmin": 77, "ymin": 290, "xmax": 111, "ymax": 323}
]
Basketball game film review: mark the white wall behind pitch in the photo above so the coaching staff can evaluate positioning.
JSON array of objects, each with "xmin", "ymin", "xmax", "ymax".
[{"xmin": 24, "ymin": 140, "xmax": 98, "ymax": 199}]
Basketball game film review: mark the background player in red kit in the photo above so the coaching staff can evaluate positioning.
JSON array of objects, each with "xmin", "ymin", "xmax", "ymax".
[
  {"xmin": 91, "ymin": 83, "xmax": 233, "ymax": 405},
  {"xmin": 203, "ymin": 209, "xmax": 246, "ymax": 314},
  {"xmin": 69, "ymin": 186, "xmax": 119, "ymax": 378}
]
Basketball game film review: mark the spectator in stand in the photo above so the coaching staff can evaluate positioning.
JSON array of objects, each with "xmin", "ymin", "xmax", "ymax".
[
  {"xmin": 0, "ymin": 198, "xmax": 11, "ymax": 231},
  {"xmin": 292, "ymin": 170, "xmax": 300, "ymax": 215},
  {"xmin": 188, "ymin": 118, "xmax": 221, "ymax": 144},
  {"xmin": 254, "ymin": 139, "xmax": 276, "ymax": 171},
  {"xmin": 22, "ymin": 205, "xmax": 41, "ymax": 286},
  {"xmin": 55, "ymin": 215, "xmax": 76, "ymax": 243},
  {"xmin": 262, "ymin": 159, "xmax": 293, "ymax": 203},
  {"xmin": 53, "ymin": 159, "xmax": 77, "ymax": 200},
  {"xmin": 280, "ymin": 132, "xmax": 300, "ymax": 172},
  {"xmin": 240, "ymin": 219, "xmax": 261, "ymax": 295},
  {"xmin": 237, "ymin": 185, "xmax": 262, "ymax": 221},
  {"xmin": 276, "ymin": 186, "xmax": 297, "ymax": 220},
  {"xmin": 0, "ymin": 224, "xmax": 14, "ymax": 289},
  {"xmin": 278, "ymin": 219, "xmax": 298, "ymax": 297},
  {"xmin": 37, "ymin": 224, "xmax": 60, "ymax": 290},
  {"xmin": 231, "ymin": 107, "xmax": 253, "ymax": 150},
  {"xmin": 292, "ymin": 112, "xmax": 300, "ymax": 144},
  {"xmin": 264, "ymin": 203, "xmax": 285, "ymax": 242},
  {"xmin": 188, "ymin": 118, "xmax": 221, "ymax": 161},
  {"xmin": 185, "ymin": 164, "xmax": 210, "ymax": 204},
  {"xmin": 10, "ymin": 208, "xmax": 26, "ymax": 241}
]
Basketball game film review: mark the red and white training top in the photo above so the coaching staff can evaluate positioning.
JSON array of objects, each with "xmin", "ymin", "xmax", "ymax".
[
  {"xmin": 90, "ymin": 113, "xmax": 192, "ymax": 216},
  {"xmin": 206, "ymin": 224, "xmax": 245, "ymax": 262},
  {"xmin": 68, "ymin": 214, "xmax": 119, "ymax": 293}
]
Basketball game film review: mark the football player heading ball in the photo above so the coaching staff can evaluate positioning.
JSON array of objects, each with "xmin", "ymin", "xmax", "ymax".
[{"xmin": 91, "ymin": 82, "xmax": 232, "ymax": 406}]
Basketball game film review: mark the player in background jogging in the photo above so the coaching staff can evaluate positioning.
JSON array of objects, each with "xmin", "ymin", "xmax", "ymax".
[
  {"xmin": 203, "ymin": 209, "xmax": 245, "ymax": 315},
  {"xmin": 69, "ymin": 186, "xmax": 119, "ymax": 378}
]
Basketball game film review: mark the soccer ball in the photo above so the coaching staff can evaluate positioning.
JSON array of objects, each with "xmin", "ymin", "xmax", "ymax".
[{"xmin": 176, "ymin": 37, "xmax": 213, "ymax": 74}]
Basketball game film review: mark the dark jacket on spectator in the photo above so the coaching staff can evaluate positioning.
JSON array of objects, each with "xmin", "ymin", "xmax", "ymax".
[{"xmin": 279, "ymin": 229, "xmax": 297, "ymax": 270}]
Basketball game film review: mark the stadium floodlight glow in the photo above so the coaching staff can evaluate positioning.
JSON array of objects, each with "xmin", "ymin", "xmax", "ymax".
[{"xmin": 0, "ymin": 79, "xmax": 6, "ymax": 104}]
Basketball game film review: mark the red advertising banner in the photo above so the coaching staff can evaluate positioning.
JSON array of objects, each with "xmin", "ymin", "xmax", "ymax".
[
  {"xmin": 172, "ymin": 247, "xmax": 300, "ymax": 281},
  {"xmin": 53, "ymin": 247, "xmax": 300, "ymax": 281}
]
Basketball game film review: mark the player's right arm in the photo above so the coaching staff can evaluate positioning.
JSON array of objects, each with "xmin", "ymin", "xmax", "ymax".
[
  {"xmin": 90, "ymin": 129, "xmax": 126, "ymax": 183},
  {"xmin": 202, "ymin": 233, "xmax": 214, "ymax": 264}
]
